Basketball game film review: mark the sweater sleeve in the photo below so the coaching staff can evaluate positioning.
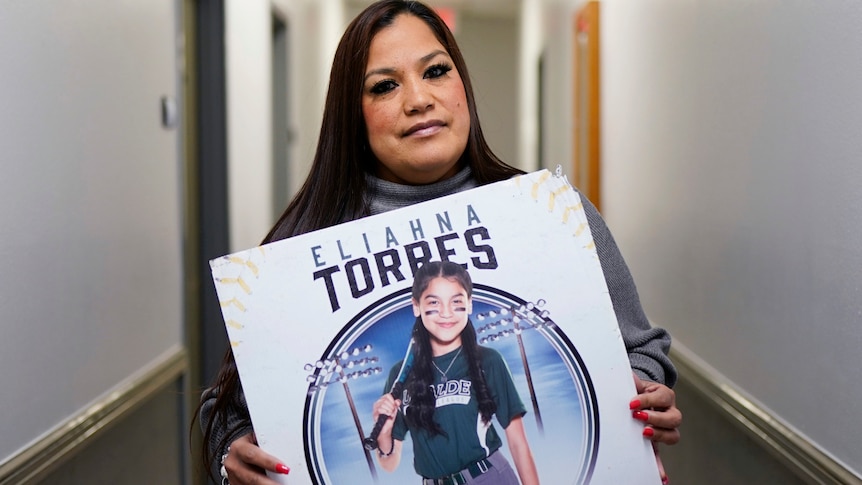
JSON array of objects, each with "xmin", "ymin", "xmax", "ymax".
[
  {"xmin": 199, "ymin": 383, "xmax": 255, "ymax": 467},
  {"xmin": 581, "ymin": 192, "xmax": 678, "ymax": 387}
]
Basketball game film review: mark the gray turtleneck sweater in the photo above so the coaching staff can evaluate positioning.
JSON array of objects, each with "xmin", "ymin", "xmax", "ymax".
[{"xmin": 200, "ymin": 166, "xmax": 677, "ymax": 464}]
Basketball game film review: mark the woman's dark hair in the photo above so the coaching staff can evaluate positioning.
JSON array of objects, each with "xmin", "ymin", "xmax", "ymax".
[
  {"xmin": 265, "ymin": 0, "xmax": 522, "ymax": 241},
  {"xmin": 404, "ymin": 261, "xmax": 496, "ymax": 435},
  {"xmin": 197, "ymin": 0, "xmax": 521, "ymax": 476}
]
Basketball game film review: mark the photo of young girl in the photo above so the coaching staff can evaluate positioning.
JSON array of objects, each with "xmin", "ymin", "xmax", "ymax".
[{"xmin": 371, "ymin": 261, "xmax": 540, "ymax": 485}]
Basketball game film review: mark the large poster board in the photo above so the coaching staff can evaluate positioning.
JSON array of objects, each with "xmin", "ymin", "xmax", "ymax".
[{"xmin": 211, "ymin": 170, "xmax": 660, "ymax": 484}]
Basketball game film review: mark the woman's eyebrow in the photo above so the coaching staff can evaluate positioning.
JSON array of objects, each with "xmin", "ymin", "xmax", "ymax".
[
  {"xmin": 419, "ymin": 49, "xmax": 447, "ymax": 64},
  {"xmin": 363, "ymin": 50, "xmax": 448, "ymax": 82},
  {"xmin": 363, "ymin": 66, "xmax": 395, "ymax": 82}
]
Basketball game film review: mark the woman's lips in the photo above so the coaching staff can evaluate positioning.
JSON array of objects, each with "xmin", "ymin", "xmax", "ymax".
[{"xmin": 404, "ymin": 120, "xmax": 445, "ymax": 137}]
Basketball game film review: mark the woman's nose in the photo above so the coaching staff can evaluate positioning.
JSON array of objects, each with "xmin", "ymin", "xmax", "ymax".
[{"xmin": 403, "ymin": 79, "xmax": 433, "ymax": 113}]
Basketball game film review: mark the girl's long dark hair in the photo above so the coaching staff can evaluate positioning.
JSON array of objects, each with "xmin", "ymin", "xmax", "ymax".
[
  {"xmin": 196, "ymin": 0, "xmax": 522, "ymax": 476},
  {"xmin": 403, "ymin": 261, "xmax": 496, "ymax": 435}
]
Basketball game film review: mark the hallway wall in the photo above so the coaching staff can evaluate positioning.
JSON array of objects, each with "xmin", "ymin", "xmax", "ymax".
[
  {"xmin": 225, "ymin": 0, "xmax": 275, "ymax": 251},
  {"xmin": 223, "ymin": 0, "xmax": 343, "ymax": 252},
  {"xmin": 0, "ymin": 0, "xmax": 186, "ymax": 482},
  {"xmin": 600, "ymin": 0, "xmax": 862, "ymax": 477},
  {"xmin": 457, "ymin": 11, "xmax": 519, "ymax": 168}
]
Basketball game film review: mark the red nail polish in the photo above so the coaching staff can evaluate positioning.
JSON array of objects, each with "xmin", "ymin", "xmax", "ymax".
[
  {"xmin": 633, "ymin": 410, "xmax": 649, "ymax": 422},
  {"xmin": 643, "ymin": 427, "xmax": 654, "ymax": 437},
  {"xmin": 662, "ymin": 477, "xmax": 669, "ymax": 485},
  {"xmin": 629, "ymin": 399, "xmax": 641, "ymax": 410},
  {"xmin": 276, "ymin": 464, "xmax": 291, "ymax": 474}
]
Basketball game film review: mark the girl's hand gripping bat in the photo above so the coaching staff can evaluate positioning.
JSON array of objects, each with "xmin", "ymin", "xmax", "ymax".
[{"xmin": 363, "ymin": 338, "xmax": 415, "ymax": 450}]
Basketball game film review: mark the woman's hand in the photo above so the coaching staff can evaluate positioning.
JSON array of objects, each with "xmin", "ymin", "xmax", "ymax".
[
  {"xmin": 630, "ymin": 374, "xmax": 682, "ymax": 484},
  {"xmin": 630, "ymin": 374, "xmax": 682, "ymax": 444},
  {"xmin": 221, "ymin": 432, "xmax": 290, "ymax": 485}
]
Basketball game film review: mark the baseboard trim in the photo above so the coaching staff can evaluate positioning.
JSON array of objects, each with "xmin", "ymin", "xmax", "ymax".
[
  {"xmin": 0, "ymin": 346, "xmax": 188, "ymax": 485},
  {"xmin": 670, "ymin": 343, "xmax": 862, "ymax": 485}
]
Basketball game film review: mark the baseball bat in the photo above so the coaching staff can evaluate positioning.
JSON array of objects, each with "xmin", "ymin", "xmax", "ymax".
[{"xmin": 363, "ymin": 338, "xmax": 415, "ymax": 450}]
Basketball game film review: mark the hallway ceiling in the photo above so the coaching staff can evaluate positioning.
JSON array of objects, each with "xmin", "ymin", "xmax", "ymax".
[{"xmin": 348, "ymin": 0, "xmax": 519, "ymax": 18}]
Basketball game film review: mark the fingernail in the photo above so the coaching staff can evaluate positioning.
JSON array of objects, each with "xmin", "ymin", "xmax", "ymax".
[
  {"xmin": 662, "ymin": 477, "xmax": 669, "ymax": 484},
  {"xmin": 629, "ymin": 399, "xmax": 641, "ymax": 410},
  {"xmin": 276, "ymin": 464, "xmax": 291, "ymax": 474},
  {"xmin": 633, "ymin": 410, "xmax": 649, "ymax": 422},
  {"xmin": 643, "ymin": 427, "xmax": 655, "ymax": 438}
]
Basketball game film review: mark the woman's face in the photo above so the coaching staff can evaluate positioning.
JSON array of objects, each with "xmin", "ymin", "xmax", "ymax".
[
  {"xmin": 413, "ymin": 276, "xmax": 472, "ymax": 355},
  {"xmin": 362, "ymin": 14, "xmax": 470, "ymax": 185}
]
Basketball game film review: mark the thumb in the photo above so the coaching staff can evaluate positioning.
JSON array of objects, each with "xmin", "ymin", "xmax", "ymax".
[{"xmin": 633, "ymin": 372, "xmax": 647, "ymax": 393}]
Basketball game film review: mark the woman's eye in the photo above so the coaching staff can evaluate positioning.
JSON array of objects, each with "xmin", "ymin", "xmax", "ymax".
[
  {"xmin": 424, "ymin": 63, "xmax": 452, "ymax": 79},
  {"xmin": 370, "ymin": 80, "xmax": 397, "ymax": 95}
]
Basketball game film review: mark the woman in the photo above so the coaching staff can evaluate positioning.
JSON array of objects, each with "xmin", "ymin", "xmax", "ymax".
[
  {"xmin": 372, "ymin": 261, "xmax": 539, "ymax": 484},
  {"xmin": 199, "ymin": 2, "xmax": 681, "ymax": 484}
]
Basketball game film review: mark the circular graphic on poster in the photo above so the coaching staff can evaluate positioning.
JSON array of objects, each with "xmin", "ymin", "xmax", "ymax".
[{"xmin": 302, "ymin": 284, "xmax": 599, "ymax": 485}]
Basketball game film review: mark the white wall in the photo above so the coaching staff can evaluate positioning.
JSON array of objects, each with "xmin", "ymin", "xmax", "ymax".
[
  {"xmin": 225, "ymin": 0, "xmax": 344, "ymax": 251},
  {"xmin": 600, "ymin": 0, "xmax": 862, "ymax": 474},
  {"xmin": 517, "ymin": 0, "xmax": 543, "ymax": 172},
  {"xmin": 456, "ymin": 12, "xmax": 519, "ymax": 167},
  {"xmin": 0, "ymin": 0, "xmax": 183, "ymax": 463},
  {"xmin": 225, "ymin": 0, "xmax": 275, "ymax": 251},
  {"xmin": 539, "ymin": 0, "xmax": 577, "ymax": 171}
]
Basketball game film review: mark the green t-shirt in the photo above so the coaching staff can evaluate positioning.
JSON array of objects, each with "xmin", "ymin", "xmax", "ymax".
[{"xmin": 384, "ymin": 346, "xmax": 526, "ymax": 479}]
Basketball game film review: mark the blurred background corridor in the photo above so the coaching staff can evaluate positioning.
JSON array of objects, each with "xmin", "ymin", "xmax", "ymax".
[{"xmin": 1, "ymin": 0, "xmax": 861, "ymax": 483}]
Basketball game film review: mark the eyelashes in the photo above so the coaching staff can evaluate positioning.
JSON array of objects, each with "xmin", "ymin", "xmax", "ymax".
[
  {"xmin": 424, "ymin": 62, "xmax": 452, "ymax": 79},
  {"xmin": 370, "ymin": 79, "xmax": 397, "ymax": 95},
  {"xmin": 367, "ymin": 62, "xmax": 454, "ymax": 95}
]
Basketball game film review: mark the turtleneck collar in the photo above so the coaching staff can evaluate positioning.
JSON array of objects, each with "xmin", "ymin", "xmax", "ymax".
[{"xmin": 365, "ymin": 165, "xmax": 478, "ymax": 215}]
